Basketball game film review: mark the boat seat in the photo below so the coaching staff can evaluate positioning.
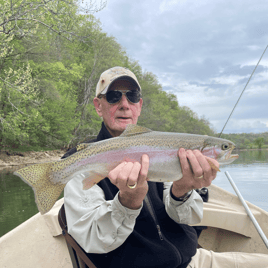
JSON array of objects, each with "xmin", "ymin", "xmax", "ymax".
[{"xmin": 58, "ymin": 204, "xmax": 97, "ymax": 268}]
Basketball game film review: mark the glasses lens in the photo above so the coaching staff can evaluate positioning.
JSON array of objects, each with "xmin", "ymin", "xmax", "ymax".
[
  {"xmin": 105, "ymin": 90, "xmax": 141, "ymax": 104},
  {"xmin": 106, "ymin": 91, "xmax": 122, "ymax": 103},
  {"xmin": 126, "ymin": 91, "xmax": 141, "ymax": 103}
]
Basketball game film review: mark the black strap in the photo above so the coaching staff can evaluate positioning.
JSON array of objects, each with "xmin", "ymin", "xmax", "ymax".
[{"xmin": 58, "ymin": 204, "xmax": 97, "ymax": 268}]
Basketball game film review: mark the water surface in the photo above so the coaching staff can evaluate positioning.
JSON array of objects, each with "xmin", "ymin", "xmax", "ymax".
[{"xmin": 213, "ymin": 150, "xmax": 268, "ymax": 212}]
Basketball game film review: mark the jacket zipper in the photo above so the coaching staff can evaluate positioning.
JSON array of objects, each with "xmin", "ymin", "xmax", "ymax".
[
  {"xmin": 144, "ymin": 195, "xmax": 164, "ymax": 240},
  {"xmin": 144, "ymin": 194, "xmax": 182, "ymax": 263}
]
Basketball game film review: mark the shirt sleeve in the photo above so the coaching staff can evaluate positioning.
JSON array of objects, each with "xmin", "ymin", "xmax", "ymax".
[
  {"xmin": 64, "ymin": 174, "xmax": 142, "ymax": 254},
  {"xmin": 163, "ymin": 182, "xmax": 203, "ymax": 225}
]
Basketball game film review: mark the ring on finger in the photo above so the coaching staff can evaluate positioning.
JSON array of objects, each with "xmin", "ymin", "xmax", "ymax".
[
  {"xmin": 127, "ymin": 182, "xmax": 137, "ymax": 189},
  {"xmin": 197, "ymin": 175, "xmax": 204, "ymax": 179}
]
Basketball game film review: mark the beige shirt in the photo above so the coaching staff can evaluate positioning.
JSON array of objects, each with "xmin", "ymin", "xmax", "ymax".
[{"xmin": 64, "ymin": 174, "xmax": 203, "ymax": 254}]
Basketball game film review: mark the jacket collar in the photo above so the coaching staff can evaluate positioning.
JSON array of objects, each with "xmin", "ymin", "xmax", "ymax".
[{"xmin": 96, "ymin": 122, "xmax": 113, "ymax": 141}]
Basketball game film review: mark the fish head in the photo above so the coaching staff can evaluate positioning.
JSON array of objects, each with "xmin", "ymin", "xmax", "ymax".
[{"xmin": 200, "ymin": 137, "xmax": 239, "ymax": 165}]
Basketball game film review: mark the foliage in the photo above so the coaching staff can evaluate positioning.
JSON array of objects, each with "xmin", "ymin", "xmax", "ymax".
[
  {"xmin": 254, "ymin": 137, "xmax": 265, "ymax": 149},
  {"xmin": 0, "ymin": 0, "xmax": 218, "ymax": 151},
  {"xmin": 220, "ymin": 133, "xmax": 268, "ymax": 149},
  {"xmin": 0, "ymin": 0, "xmax": 105, "ymax": 148}
]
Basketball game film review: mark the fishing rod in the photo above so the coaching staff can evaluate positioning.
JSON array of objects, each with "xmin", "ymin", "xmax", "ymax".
[
  {"xmin": 225, "ymin": 171, "xmax": 268, "ymax": 249},
  {"xmin": 219, "ymin": 45, "xmax": 268, "ymax": 249},
  {"xmin": 218, "ymin": 44, "xmax": 268, "ymax": 138}
]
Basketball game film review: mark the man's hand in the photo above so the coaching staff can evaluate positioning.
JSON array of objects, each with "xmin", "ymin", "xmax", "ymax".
[
  {"xmin": 172, "ymin": 148, "xmax": 219, "ymax": 198},
  {"xmin": 108, "ymin": 154, "xmax": 149, "ymax": 210}
]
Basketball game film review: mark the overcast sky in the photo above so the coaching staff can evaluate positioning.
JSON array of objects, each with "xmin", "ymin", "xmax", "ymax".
[{"xmin": 94, "ymin": 0, "xmax": 268, "ymax": 134}]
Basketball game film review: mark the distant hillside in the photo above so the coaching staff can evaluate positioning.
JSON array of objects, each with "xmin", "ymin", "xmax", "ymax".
[{"xmin": 219, "ymin": 132, "xmax": 268, "ymax": 149}]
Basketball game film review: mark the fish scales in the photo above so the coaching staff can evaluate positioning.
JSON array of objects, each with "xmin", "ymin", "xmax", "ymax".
[
  {"xmin": 14, "ymin": 124, "xmax": 239, "ymax": 214},
  {"xmin": 52, "ymin": 133, "xmax": 201, "ymax": 183}
]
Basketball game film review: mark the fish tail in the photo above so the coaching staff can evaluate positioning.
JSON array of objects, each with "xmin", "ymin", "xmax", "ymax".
[{"xmin": 14, "ymin": 162, "xmax": 65, "ymax": 214}]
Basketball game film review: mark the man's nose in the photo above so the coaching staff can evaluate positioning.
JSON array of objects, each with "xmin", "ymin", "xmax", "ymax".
[{"xmin": 119, "ymin": 94, "xmax": 130, "ymax": 108}]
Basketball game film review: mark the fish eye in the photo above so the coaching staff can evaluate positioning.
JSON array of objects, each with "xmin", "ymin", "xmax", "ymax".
[{"xmin": 221, "ymin": 144, "xmax": 229, "ymax": 150}]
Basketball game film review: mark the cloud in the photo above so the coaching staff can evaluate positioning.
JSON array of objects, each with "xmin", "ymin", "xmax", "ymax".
[
  {"xmin": 95, "ymin": 0, "xmax": 268, "ymax": 133},
  {"xmin": 214, "ymin": 119, "xmax": 268, "ymax": 134}
]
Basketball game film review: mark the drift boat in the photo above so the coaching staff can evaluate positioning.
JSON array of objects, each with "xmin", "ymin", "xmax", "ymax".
[{"xmin": 0, "ymin": 184, "xmax": 268, "ymax": 267}]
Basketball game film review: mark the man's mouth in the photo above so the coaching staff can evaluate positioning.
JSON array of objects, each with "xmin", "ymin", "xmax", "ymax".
[{"xmin": 117, "ymin": 117, "xmax": 131, "ymax": 120}]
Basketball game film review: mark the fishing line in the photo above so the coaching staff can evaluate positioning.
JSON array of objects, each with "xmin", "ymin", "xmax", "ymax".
[{"xmin": 218, "ymin": 44, "xmax": 268, "ymax": 137}]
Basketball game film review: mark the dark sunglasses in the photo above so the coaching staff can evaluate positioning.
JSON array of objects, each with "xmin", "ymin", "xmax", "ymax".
[{"xmin": 100, "ymin": 90, "xmax": 141, "ymax": 104}]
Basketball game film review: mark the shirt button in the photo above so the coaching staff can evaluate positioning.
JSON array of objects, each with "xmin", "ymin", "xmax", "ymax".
[{"xmin": 119, "ymin": 211, "xmax": 125, "ymax": 217}]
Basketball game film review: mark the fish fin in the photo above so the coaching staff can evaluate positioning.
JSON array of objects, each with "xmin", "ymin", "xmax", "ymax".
[
  {"xmin": 14, "ymin": 162, "xmax": 65, "ymax": 214},
  {"xmin": 120, "ymin": 124, "xmax": 152, "ymax": 137},
  {"xmin": 207, "ymin": 159, "xmax": 221, "ymax": 172},
  {"xmin": 82, "ymin": 171, "xmax": 105, "ymax": 190},
  {"xmin": 76, "ymin": 143, "xmax": 90, "ymax": 152}
]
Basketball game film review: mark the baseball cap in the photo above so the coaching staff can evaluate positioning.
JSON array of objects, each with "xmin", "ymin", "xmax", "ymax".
[{"xmin": 95, "ymin": 66, "xmax": 141, "ymax": 97}]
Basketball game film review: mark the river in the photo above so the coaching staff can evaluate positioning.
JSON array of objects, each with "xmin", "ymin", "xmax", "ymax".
[
  {"xmin": 213, "ymin": 149, "xmax": 268, "ymax": 212},
  {"xmin": 0, "ymin": 149, "xmax": 267, "ymax": 237}
]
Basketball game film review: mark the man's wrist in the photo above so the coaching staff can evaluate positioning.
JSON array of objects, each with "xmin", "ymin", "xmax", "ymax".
[
  {"xmin": 170, "ymin": 184, "xmax": 192, "ymax": 202},
  {"xmin": 118, "ymin": 192, "xmax": 142, "ymax": 210}
]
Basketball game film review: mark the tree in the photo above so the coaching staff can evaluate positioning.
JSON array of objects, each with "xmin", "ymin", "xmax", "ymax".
[
  {"xmin": 254, "ymin": 137, "xmax": 264, "ymax": 149},
  {"xmin": 0, "ymin": 0, "xmax": 106, "ymax": 148}
]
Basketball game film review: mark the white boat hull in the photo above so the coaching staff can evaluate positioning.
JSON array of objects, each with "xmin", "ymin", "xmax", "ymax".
[{"xmin": 0, "ymin": 184, "xmax": 267, "ymax": 267}]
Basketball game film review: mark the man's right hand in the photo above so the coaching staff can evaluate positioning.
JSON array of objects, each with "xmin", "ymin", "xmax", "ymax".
[{"xmin": 108, "ymin": 154, "xmax": 149, "ymax": 210}]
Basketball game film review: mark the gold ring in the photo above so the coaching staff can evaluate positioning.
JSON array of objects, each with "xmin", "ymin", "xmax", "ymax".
[
  {"xmin": 197, "ymin": 175, "xmax": 204, "ymax": 179},
  {"xmin": 127, "ymin": 182, "xmax": 137, "ymax": 189}
]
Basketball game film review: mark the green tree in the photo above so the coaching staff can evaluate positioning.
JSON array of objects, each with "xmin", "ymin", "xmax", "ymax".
[
  {"xmin": 254, "ymin": 137, "xmax": 264, "ymax": 149},
  {"xmin": 0, "ymin": 0, "xmax": 105, "ymax": 148}
]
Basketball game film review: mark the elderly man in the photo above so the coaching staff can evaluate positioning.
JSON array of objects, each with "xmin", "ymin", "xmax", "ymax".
[{"xmin": 63, "ymin": 67, "xmax": 268, "ymax": 268}]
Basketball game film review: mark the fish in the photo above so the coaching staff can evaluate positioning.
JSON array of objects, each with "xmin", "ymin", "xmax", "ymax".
[{"xmin": 14, "ymin": 125, "xmax": 239, "ymax": 214}]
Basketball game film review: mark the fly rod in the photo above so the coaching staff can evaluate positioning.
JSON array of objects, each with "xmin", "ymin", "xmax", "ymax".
[
  {"xmin": 217, "ymin": 45, "xmax": 268, "ymax": 249},
  {"xmin": 225, "ymin": 171, "xmax": 268, "ymax": 249},
  {"xmin": 218, "ymin": 44, "xmax": 268, "ymax": 138}
]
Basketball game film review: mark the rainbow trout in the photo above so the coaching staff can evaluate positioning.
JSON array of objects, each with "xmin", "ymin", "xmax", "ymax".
[{"xmin": 14, "ymin": 125, "xmax": 238, "ymax": 214}]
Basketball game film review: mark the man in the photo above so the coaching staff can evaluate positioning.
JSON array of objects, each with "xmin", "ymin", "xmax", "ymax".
[{"xmin": 63, "ymin": 67, "xmax": 268, "ymax": 268}]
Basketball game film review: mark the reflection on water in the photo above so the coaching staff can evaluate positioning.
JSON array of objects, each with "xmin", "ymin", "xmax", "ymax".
[
  {"xmin": 232, "ymin": 149, "xmax": 268, "ymax": 164},
  {"xmin": 0, "ymin": 166, "xmax": 39, "ymax": 237},
  {"xmin": 0, "ymin": 165, "xmax": 63, "ymax": 237},
  {"xmin": 0, "ymin": 150, "xmax": 268, "ymax": 237}
]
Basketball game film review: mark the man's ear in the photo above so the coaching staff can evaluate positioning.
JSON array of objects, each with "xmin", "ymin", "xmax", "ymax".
[{"xmin": 93, "ymin": 97, "xmax": 103, "ymax": 117}]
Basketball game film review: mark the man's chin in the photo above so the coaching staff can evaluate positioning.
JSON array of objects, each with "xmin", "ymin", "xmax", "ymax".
[{"xmin": 117, "ymin": 118, "xmax": 133, "ymax": 126}]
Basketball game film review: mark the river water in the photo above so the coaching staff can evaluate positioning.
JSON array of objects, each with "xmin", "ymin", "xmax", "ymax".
[
  {"xmin": 213, "ymin": 150, "xmax": 268, "ymax": 212},
  {"xmin": 0, "ymin": 149, "xmax": 267, "ymax": 237}
]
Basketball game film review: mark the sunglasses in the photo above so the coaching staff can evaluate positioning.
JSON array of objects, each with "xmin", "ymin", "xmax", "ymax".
[{"xmin": 100, "ymin": 90, "xmax": 141, "ymax": 104}]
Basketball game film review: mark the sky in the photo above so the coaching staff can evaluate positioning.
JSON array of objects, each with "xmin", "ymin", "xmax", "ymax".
[{"xmin": 94, "ymin": 0, "xmax": 268, "ymax": 134}]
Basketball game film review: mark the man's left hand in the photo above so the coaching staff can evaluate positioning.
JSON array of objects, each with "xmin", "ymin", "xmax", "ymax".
[{"xmin": 172, "ymin": 148, "xmax": 219, "ymax": 199}]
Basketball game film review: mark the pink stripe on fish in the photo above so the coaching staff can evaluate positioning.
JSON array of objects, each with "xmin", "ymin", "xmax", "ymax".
[{"xmin": 64, "ymin": 146, "xmax": 178, "ymax": 174}]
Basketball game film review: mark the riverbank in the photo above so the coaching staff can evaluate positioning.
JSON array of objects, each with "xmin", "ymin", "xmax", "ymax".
[{"xmin": 0, "ymin": 150, "xmax": 66, "ymax": 170}]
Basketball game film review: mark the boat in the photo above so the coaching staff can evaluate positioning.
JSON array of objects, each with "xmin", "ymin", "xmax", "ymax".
[{"xmin": 1, "ymin": 184, "xmax": 268, "ymax": 267}]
